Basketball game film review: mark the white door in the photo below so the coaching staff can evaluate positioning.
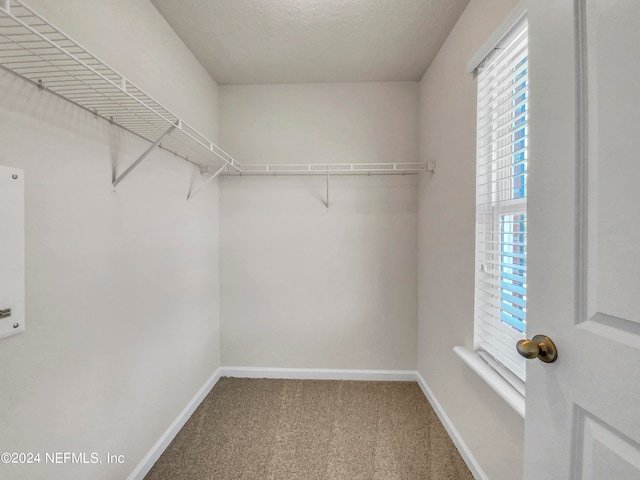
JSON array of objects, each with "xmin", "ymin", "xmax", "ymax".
[{"xmin": 525, "ymin": 0, "xmax": 640, "ymax": 478}]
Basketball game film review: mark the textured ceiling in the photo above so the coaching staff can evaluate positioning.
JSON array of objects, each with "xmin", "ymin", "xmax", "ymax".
[{"xmin": 150, "ymin": 0, "xmax": 469, "ymax": 85}]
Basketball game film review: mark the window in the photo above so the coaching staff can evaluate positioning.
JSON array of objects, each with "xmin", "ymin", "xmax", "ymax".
[{"xmin": 474, "ymin": 17, "xmax": 529, "ymax": 383}]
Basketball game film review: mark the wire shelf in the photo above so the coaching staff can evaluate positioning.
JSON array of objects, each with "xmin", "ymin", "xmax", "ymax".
[
  {"xmin": 221, "ymin": 163, "xmax": 429, "ymax": 176},
  {"xmin": 0, "ymin": 0, "xmax": 431, "ymax": 189},
  {"xmin": 0, "ymin": 0, "xmax": 240, "ymax": 173}
]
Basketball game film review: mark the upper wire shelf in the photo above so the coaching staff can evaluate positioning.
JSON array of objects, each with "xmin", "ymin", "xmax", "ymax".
[
  {"xmin": 0, "ymin": 0, "xmax": 430, "ymax": 191},
  {"xmin": 221, "ymin": 162, "xmax": 430, "ymax": 176},
  {"xmin": 0, "ymin": 0, "xmax": 241, "ymax": 175}
]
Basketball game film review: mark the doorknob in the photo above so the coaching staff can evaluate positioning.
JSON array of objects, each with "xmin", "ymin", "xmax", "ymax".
[{"xmin": 516, "ymin": 335, "xmax": 558, "ymax": 363}]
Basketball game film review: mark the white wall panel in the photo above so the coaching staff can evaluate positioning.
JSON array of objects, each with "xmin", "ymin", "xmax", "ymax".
[
  {"xmin": 0, "ymin": 1, "xmax": 221, "ymax": 479},
  {"xmin": 0, "ymin": 166, "xmax": 25, "ymax": 339},
  {"xmin": 219, "ymin": 82, "xmax": 419, "ymax": 370}
]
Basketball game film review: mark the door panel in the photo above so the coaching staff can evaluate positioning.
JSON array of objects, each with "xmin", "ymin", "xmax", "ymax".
[
  {"xmin": 576, "ymin": 409, "xmax": 640, "ymax": 480},
  {"xmin": 586, "ymin": 0, "xmax": 640, "ymax": 325},
  {"xmin": 526, "ymin": 0, "xmax": 640, "ymax": 478}
]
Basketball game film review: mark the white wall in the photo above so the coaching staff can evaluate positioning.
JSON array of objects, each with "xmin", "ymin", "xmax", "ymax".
[
  {"xmin": 0, "ymin": 1, "xmax": 221, "ymax": 479},
  {"xmin": 417, "ymin": 0, "xmax": 525, "ymax": 479},
  {"xmin": 219, "ymin": 83, "xmax": 418, "ymax": 369},
  {"xmin": 220, "ymin": 83, "xmax": 418, "ymax": 165}
]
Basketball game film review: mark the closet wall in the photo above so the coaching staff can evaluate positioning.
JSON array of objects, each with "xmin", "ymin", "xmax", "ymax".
[
  {"xmin": 417, "ymin": 0, "xmax": 524, "ymax": 479},
  {"xmin": 219, "ymin": 83, "xmax": 419, "ymax": 369},
  {"xmin": 0, "ymin": 1, "xmax": 222, "ymax": 479}
]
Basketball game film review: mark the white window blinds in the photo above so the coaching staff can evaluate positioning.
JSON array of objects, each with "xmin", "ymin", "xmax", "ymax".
[{"xmin": 474, "ymin": 17, "xmax": 528, "ymax": 382}]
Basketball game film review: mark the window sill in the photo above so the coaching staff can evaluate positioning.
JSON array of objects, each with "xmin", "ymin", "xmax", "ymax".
[{"xmin": 453, "ymin": 346, "xmax": 525, "ymax": 418}]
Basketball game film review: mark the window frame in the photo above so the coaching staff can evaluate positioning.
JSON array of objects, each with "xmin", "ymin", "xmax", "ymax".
[
  {"xmin": 454, "ymin": 2, "xmax": 529, "ymax": 417},
  {"xmin": 473, "ymin": 16, "xmax": 529, "ymax": 384}
]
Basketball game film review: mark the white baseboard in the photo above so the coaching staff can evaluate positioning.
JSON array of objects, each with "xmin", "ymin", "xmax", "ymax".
[
  {"xmin": 415, "ymin": 372, "xmax": 488, "ymax": 480},
  {"xmin": 220, "ymin": 366, "xmax": 417, "ymax": 381},
  {"xmin": 127, "ymin": 367, "xmax": 223, "ymax": 480}
]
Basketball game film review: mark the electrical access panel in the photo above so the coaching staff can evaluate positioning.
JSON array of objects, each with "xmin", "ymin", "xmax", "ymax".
[{"xmin": 0, "ymin": 166, "xmax": 25, "ymax": 339}]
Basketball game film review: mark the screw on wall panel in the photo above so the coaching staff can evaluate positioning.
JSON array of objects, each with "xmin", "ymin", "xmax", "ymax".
[
  {"xmin": 13, "ymin": 323, "xmax": 19, "ymax": 329},
  {"xmin": 12, "ymin": 174, "xmax": 18, "ymax": 179},
  {"xmin": 109, "ymin": 116, "xmax": 114, "ymax": 125},
  {"xmin": 93, "ymin": 108, "xmax": 98, "ymax": 119},
  {"xmin": 37, "ymin": 79, "xmax": 44, "ymax": 90}
]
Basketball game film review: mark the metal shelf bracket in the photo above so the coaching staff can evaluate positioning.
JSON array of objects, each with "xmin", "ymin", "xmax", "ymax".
[
  {"xmin": 112, "ymin": 123, "xmax": 177, "ymax": 191},
  {"xmin": 326, "ymin": 172, "xmax": 330, "ymax": 209},
  {"xmin": 187, "ymin": 164, "xmax": 226, "ymax": 201}
]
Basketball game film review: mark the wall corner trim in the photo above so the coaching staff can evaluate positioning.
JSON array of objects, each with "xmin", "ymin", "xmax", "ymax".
[
  {"xmin": 127, "ymin": 367, "xmax": 224, "ymax": 480},
  {"xmin": 415, "ymin": 372, "xmax": 489, "ymax": 480}
]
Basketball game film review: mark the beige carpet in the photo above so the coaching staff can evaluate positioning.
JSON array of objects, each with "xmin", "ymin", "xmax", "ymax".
[{"xmin": 145, "ymin": 377, "xmax": 473, "ymax": 480}]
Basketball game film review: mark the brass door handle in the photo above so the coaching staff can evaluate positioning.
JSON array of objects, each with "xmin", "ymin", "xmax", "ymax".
[{"xmin": 516, "ymin": 335, "xmax": 558, "ymax": 363}]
